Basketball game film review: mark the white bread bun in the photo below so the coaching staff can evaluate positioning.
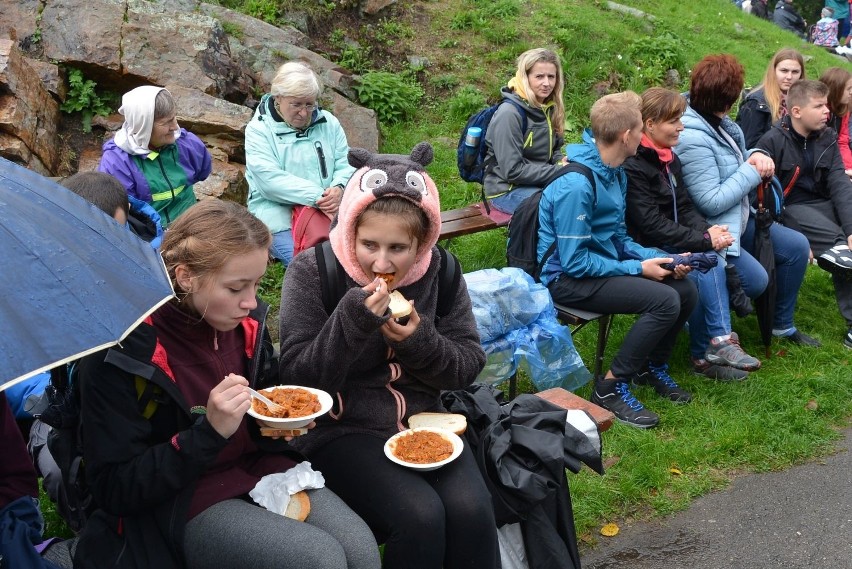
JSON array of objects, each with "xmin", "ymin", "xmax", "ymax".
[
  {"xmin": 284, "ymin": 490, "xmax": 310, "ymax": 521},
  {"xmin": 388, "ymin": 290, "xmax": 412, "ymax": 319},
  {"xmin": 408, "ymin": 412, "xmax": 467, "ymax": 435}
]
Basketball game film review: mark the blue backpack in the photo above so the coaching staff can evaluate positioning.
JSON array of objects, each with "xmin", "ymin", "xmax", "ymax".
[{"xmin": 457, "ymin": 100, "xmax": 527, "ymax": 184}]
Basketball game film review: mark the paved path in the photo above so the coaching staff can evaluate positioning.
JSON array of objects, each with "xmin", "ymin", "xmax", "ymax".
[{"xmin": 580, "ymin": 426, "xmax": 852, "ymax": 569}]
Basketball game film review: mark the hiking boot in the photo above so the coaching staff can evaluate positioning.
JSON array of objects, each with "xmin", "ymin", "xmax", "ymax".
[
  {"xmin": 816, "ymin": 245, "xmax": 852, "ymax": 280},
  {"xmin": 725, "ymin": 263, "xmax": 754, "ymax": 317},
  {"xmin": 844, "ymin": 328, "xmax": 852, "ymax": 350},
  {"xmin": 777, "ymin": 329, "xmax": 822, "ymax": 347},
  {"xmin": 691, "ymin": 357, "xmax": 749, "ymax": 382},
  {"xmin": 705, "ymin": 335, "xmax": 761, "ymax": 371},
  {"xmin": 632, "ymin": 363, "xmax": 692, "ymax": 404},
  {"xmin": 590, "ymin": 379, "xmax": 659, "ymax": 429}
]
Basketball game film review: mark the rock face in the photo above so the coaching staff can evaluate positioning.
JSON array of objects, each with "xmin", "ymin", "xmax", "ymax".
[
  {"xmin": 0, "ymin": 39, "xmax": 60, "ymax": 174},
  {"xmin": 0, "ymin": 0, "xmax": 380, "ymax": 201}
]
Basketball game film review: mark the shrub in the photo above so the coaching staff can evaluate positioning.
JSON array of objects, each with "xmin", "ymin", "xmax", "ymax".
[
  {"xmin": 448, "ymin": 85, "xmax": 487, "ymax": 123},
  {"xmin": 430, "ymin": 73, "xmax": 461, "ymax": 91},
  {"xmin": 355, "ymin": 72, "xmax": 423, "ymax": 124},
  {"xmin": 60, "ymin": 68, "xmax": 115, "ymax": 133},
  {"xmin": 337, "ymin": 44, "xmax": 372, "ymax": 75}
]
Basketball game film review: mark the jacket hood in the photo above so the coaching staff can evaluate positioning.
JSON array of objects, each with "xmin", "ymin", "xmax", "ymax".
[
  {"xmin": 328, "ymin": 142, "xmax": 442, "ymax": 288},
  {"xmin": 500, "ymin": 87, "xmax": 550, "ymax": 121},
  {"xmin": 564, "ymin": 129, "xmax": 623, "ymax": 185}
]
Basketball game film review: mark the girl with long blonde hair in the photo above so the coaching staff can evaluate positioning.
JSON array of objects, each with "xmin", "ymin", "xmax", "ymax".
[
  {"xmin": 482, "ymin": 48, "xmax": 567, "ymax": 214},
  {"xmin": 736, "ymin": 48, "xmax": 805, "ymax": 148}
]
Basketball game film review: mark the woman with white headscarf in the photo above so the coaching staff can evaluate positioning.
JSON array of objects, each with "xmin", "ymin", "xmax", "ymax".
[{"xmin": 99, "ymin": 86, "xmax": 212, "ymax": 227}]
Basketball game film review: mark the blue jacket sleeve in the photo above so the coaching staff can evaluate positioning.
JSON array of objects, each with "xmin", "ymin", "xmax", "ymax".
[
  {"xmin": 677, "ymin": 129, "xmax": 760, "ymax": 217},
  {"xmin": 546, "ymin": 173, "xmax": 644, "ymax": 278}
]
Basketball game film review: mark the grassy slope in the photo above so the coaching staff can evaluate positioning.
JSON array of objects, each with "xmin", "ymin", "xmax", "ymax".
[{"xmin": 369, "ymin": 0, "xmax": 852, "ymax": 545}]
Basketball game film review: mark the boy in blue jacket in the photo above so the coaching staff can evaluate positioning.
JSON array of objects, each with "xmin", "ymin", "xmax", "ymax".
[{"xmin": 538, "ymin": 91, "xmax": 698, "ymax": 428}]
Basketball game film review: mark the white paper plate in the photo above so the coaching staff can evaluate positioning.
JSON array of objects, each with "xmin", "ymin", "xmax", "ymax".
[
  {"xmin": 246, "ymin": 385, "xmax": 333, "ymax": 429},
  {"xmin": 384, "ymin": 427, "xmax": 463, "ymax": 471}
]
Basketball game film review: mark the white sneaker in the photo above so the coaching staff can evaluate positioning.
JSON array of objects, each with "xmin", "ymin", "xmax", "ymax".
[{"xmin": 817, "ymin": 245, "xmax": 852, "ymax": 280}]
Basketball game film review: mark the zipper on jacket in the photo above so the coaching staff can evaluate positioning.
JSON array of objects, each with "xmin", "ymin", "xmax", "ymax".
[
  {"xmin": 315, "ymin": 141, "xmax": 328, "ymax": 179},
  {"xmin": 156, "ymin": 159, "xmax": 177, "ymax": 225}
]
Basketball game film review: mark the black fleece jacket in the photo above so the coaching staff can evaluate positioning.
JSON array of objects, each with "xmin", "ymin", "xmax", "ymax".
[
  {"xmin": 623, "ymin": 143, "xmax": 713, "ymax": 252},
  {"xmin": 74, "ymin": 301, "xmax": 297, "ymax": 569}
]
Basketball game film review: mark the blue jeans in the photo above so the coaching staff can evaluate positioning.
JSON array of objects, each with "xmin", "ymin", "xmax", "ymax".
[
  {"xmin": 270, "ymin": 229, "xmax": 294, "ymax": 266},
  {"xmin": 686, "ymin": 260, "xmax": 731, "ymax": 359},
  {"xmin": 489, "ymin": 186, "xmax": 540, "ymax": 215},
  {"xmin": 729, "ymin": 218, "xmax": 809, "ymax": 332}
]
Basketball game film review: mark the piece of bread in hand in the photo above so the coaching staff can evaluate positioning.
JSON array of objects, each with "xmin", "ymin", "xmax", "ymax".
[
  {"xmin": 388, "ymin": 290, "xmax": 412, "ymax": 319},
  {"xmin": 284, "ymin": 490, "xmax": 311, "ymax": 521},
  {"xmin": 408, "ymin": 412, "xmax": 467, "ymax": 435}
]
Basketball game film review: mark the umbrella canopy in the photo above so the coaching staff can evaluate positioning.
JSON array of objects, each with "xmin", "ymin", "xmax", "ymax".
[
  {"xmin": 753, "ymin": 178, "xmax": 782, "ymax": 358},
  {"xmin": 0, "ymin": 158, "xmax": 174, "ymax": 391}
]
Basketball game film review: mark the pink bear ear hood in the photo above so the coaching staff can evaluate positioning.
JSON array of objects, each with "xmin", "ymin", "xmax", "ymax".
[{"xmin": 328, "ymin": 142, "xmax": 441, "ymax": 288}]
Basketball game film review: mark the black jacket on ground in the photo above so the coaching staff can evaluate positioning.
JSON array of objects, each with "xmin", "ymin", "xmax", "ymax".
[
  {"xmin": 736, "ymin": 87, "xmax": 772, "ymax": 150},
  {"xmin": 73, "ymin": 302, "xmax": 293, "ymax": 569},
  {"xmin": 442, "ymin": 385, "xmax": 603, "ymax": 569},
  {"xmin": 756, "ymin": 117, "xmax": 852, "ymax": 236},
  {"xmin": 623, "ymin": 144, "xmax": 713, "ymax": 252}
]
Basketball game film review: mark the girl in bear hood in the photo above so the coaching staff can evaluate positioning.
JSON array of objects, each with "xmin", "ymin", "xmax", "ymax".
[{"xmin": 278, "ymin": 143, "xmax": 498, "ymax": 569}]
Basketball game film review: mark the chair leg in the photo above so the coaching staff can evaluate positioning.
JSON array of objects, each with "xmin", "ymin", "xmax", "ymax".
[
  {"xmin": 594, "ymin": 315, "xmax": 613, "ymax": 381},
  {"xmin": 508, "ymin": 372, "xmax": 518, "ymax": 399}
]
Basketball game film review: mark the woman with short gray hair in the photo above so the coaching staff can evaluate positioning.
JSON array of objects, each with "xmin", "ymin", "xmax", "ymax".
[{"xmin": 245, "ymin": 61, "xmax": 355, "ymax": 265}]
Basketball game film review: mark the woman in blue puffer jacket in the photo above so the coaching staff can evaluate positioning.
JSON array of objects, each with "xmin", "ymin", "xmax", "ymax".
[{"xmin": 677, "ymin": 54, "xmax": 817, "ymax": 347}]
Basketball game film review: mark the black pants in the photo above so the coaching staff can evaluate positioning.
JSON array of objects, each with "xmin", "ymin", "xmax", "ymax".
[
  {"xmin": 786, "ymin": 201, "xmax": 852, "ymax": 326},
  {"xmin": 310, "ymin": 433, "xmax": 499, "ymax": 569},
  {"xmin": 549, "ymin": 274, "xmax": 697, "ymax": 378}
]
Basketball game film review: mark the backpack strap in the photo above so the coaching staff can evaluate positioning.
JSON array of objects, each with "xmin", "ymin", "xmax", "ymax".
[
  {"xmin": 316, "ymin": 240, "xmax": 459, "ymax": 320},
  {"xmin": 317, "ymin": 240, "xmax": 348, "ymax": 316},
  {"xmin": 535, "ymin": 162, "xmax": 597, "ymax": 280},
  {"xmin": 436, "ymin": 246, "xmax": 460, "ymax": 319}
]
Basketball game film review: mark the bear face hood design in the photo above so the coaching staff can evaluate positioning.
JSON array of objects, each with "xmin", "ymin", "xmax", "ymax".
[{"xmin": 328, "ymin": 142, "xmax": 442, "ymax": 288}]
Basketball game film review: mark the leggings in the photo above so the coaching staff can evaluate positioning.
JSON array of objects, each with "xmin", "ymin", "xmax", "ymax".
[
  {"xmin": 183, "ymin": 487, "xmax": 380, "ymax": 569},
  {"xmin": 310, "ymin": 433, "xmax": 499, "ymax": 569}
]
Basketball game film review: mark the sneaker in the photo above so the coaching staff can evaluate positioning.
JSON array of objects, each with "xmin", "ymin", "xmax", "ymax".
[
  {"xmin": 705, "ymin": 336, "xmax": 761, "ymax": 371},
  {"xmin": 816, "ymin": 245, "xmax": 852, "ymax": 280},
  {"xmin": 590, "ymin": 379, "xmax": 659, "ymax": 429},
  {"xmin": 844, "ymin": 328, "xmax": 852, "ymax": 350},
  {"xmin": 777, "ymin": 329, "xmax": 822, "ymax": 347},
  {"xmin": 632, "ymin": 363, "xmax": 692, "ymax": 404},
  {"xmin": 691, "ymin": 357, "xmax": 749, "ymax": 381}
]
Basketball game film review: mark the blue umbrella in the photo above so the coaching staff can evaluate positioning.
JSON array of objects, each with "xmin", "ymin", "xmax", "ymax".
[{"xmin": 0, "ymin": 157, "xmax": 174, "ymax": 391}]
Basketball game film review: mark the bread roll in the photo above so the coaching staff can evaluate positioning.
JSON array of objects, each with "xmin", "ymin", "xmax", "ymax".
[
  {"xmin": 388, "ymin": 290, "xmax": 412, "ymax": 319},
  {"xmin": 284, "ymin": 490, "xmax": 310, "ymax": 521},
  {"xmin": 408, "ymin": 412, "xmax": 467, "ymax": 435}
]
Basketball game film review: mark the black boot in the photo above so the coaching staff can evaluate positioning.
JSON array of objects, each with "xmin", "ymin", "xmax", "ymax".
[{"xmin": 725, "ymin": 263, "xmax": 753, "ymax": 317}]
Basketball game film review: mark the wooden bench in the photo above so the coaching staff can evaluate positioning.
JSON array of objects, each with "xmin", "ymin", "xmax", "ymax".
[
  {"xmin": 439, "ymin": 202, "xmax": 508, "ymax": 240},
  {"xmin": 536, "ymin": 387, "xmax": 615, "ymax": 432}
]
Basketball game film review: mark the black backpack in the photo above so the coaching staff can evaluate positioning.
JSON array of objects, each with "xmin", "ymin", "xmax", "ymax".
[
  {"xmin": 39, "ymin": 364, "xmax": 163, "ymax": 534},
  {"xmin": 314, "ymin": 239, "xmax": 460, "ymax": 319},
  {"xmin": 457, "ymin": 99, "xmax": 527, "ymax": 184},
  {"xmin": 506, "ymin": 162, "xmax": 596, "ymax": 281}
]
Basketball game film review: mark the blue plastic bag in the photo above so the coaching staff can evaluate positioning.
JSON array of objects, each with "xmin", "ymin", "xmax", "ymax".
[{"xmin": 465, "ymin": 268, "xmax": 591, "ymax": 392}]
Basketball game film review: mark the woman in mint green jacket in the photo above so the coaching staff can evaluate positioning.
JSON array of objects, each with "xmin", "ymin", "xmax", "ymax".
[{"xmin": 245, "ymin": 62, "xmax": 355, "ymax": 265}]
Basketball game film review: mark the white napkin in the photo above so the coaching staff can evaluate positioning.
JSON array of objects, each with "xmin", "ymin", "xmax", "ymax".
[{"xmin": 249, "ymin": 461, "xmax": 326, "ymax": 515}]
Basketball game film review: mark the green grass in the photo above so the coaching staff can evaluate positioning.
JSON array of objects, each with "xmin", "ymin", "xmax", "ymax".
[{"xmin": 40, "ymin": 0, "xmax": 852, "ymax": 546}]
